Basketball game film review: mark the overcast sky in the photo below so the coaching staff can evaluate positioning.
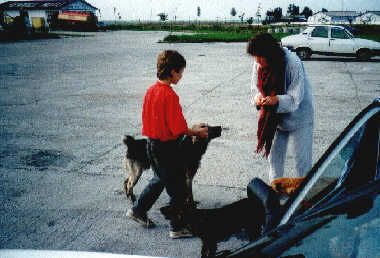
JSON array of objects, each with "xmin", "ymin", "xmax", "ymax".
[
  {"xmin": 87, "ymin": 0, "xmax": 380, "ymax": 21},
  {"xmin": 1, "ymin": 0, "xmax": 380, "ymax": 21}
]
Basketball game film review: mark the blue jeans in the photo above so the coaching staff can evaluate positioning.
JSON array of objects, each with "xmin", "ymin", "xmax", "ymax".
[{"xmin": 132, "ymin": 137, "xmax": 187, "ymax": 231}]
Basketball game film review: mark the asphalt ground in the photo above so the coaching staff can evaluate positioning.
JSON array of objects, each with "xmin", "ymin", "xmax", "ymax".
[{"xmin": 0, "ymin": 30, "xmax": 379, "ymax": 257}]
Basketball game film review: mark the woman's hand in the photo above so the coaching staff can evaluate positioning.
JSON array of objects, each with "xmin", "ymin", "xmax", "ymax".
[
  {"xmin": 255, "ymin": 95, "xmax": 278, "ymax": 107},
  {"xmin": 255, "ymin": 95, "xmax": 265, "ymax": 106},
  {"xmin": 262, "ymin": 96, "xmax": 279, "ymax": 106}
]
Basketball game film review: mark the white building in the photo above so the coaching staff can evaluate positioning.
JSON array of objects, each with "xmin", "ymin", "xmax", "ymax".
[
  {"xmin": 308, "ymin": 11, "xmax": 359, "ymax": 24},
  {"xmin": 0, "ymin": 0, "xmax": 98, "ymax": 30},
  {"xmin": 355, "ymin": 11, "xmax": 380, "ymax": 25}
]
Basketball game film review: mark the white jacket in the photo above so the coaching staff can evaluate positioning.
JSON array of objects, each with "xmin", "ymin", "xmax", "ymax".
[{"xmin": 251, "ymin": 48, "xmax": 314, "ymax": 131}]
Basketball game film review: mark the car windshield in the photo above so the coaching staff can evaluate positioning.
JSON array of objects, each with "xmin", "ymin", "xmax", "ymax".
[
  {"xmin": 345, "ymin": 29, "xmax": 355, "ymax": 38},
  {"xmin": 346, "ymin": 29, "xmax": 354, "ymax": 38},
  {"xmin": 271, "ymin": 181, "xmax": 380, "ymax": 258},
  {"xmin": 331, "ymin": 27, "xmax": 352, "ymax": 39},
  {"xmin": 280, "ymin": 107, "xmax": 380, "ymax": 225},
  {"xmin": 302, "ymin": 26, "xmax": 314, "ymax": 34}
]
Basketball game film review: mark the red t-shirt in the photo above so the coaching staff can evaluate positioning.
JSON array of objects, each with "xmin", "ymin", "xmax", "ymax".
[{"xmin": 142, "ymin": 81, "xmax": 188, "ymax": 141}]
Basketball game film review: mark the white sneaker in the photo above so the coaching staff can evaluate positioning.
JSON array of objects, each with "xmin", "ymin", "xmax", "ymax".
[
  {"xmin": 169, "ymin": 228, "xmax": 194, "ymax": 239},
  {"xmin": 126, "ymin": 209, "xmax": 156, "ymax": 228}
]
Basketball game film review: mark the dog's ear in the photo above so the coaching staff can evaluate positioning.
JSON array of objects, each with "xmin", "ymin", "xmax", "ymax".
[{"xmin": 121, "ymin": 135, "xmax": 135, "ymax": 146}]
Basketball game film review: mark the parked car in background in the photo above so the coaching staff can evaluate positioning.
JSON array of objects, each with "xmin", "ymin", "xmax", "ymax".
[
  {"xmin": 96, "ymin": 21, "xmax": 107, "ymax": 31},
  {"xmin": 281, "ymin": 25, "xmax": 380, "ymax": 60},
  {"xmin": 218, "ymin": 98, "xmax": 380, "ymax": 257}
]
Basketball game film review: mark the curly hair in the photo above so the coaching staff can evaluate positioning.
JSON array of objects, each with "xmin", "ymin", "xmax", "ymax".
[
  {"xmin": 246, "ymin": 33, "xmax": 285, "ymax": 70},
  {"xmin": 157, "ymin": 50, "xmax": 186, "ymax": 80}
]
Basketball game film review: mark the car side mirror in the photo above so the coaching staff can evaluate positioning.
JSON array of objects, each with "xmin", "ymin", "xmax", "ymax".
[{"xmin": 247, "ymin": 178, "xmax": 282, "ymax": 232}]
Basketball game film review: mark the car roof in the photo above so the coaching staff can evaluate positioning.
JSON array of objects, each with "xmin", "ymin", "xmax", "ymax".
[{"xmin": 308, "ymin": 25, "xmax": 346, "ymax": 29}]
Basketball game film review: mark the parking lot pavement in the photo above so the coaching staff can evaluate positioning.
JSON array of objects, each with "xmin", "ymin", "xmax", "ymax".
[{"xmin": 0, "ymin": 30, "xmax": 379, "ymax": 257}]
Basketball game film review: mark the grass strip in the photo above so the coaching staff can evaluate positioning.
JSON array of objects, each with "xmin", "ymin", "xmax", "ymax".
[{"xmin": 160, "ymin": 32, "xmax": 292, "ymax": 43}]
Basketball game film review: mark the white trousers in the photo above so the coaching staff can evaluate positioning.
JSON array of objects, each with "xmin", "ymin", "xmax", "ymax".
[{"xmin": 268, "ymin": 124, "xmax": 313, "ymax": 182}]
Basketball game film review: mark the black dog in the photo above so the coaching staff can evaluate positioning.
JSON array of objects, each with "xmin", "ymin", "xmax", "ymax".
[
  {"xmin": 161, "ymin": 198, "xmax": 265, "ymax": 258},
  {"xmin": 121, "ymin": 124, "xmax": 222, "ymax": 206}
]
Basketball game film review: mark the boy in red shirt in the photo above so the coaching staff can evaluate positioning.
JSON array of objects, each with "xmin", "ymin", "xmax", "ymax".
[{"xmin": 127, "ymin": 50, "xmax": 208, "ymax": 239}]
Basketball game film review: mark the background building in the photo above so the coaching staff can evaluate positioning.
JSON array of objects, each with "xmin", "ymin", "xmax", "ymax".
[
  {"xmin": 0, "ymin": 0, "xmax": 98, "ymax": 31},
  {"xmin": 308, "ymin": 11, "xmax": 359, "ymax": 24},
  {"xmin": 355, "ymin": 11, "xmax": 380, "ymax": 25}
]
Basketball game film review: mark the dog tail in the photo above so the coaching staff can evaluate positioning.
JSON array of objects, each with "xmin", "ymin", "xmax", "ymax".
[{"xmin": 121, "ymin": 135, "xmax": 134, "ymax": 147}]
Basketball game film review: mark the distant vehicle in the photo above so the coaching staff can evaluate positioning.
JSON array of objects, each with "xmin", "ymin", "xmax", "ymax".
[
  {"xmin": 96, "ymin": 21, "xmax": 107, "ymax": 31},
  {"xmin": 218, "ymin": 98, "xmax": 380, "ymax": 257},
  {"xmin": 281, "ymin": 25, "xmax": 380, "ymax": 60}
]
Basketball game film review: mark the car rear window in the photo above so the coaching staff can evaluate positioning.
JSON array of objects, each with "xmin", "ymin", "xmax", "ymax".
[{"xmin": 331, "ymin": 27, "xmax": 348, "ymax": 39}]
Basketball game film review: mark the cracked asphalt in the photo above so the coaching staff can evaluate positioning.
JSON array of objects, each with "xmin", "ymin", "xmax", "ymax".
[{"xmin": 1, "ymin": 30, "xmax": 379, "ymax": 257}]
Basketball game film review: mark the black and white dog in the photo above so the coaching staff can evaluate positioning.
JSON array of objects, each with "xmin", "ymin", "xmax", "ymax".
[{"xmin": 121, "ymin": 124, "xmax": 222, "ymax": 206}]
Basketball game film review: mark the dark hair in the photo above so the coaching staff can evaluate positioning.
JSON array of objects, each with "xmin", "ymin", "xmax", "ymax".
[
  {"xmin": 157, "ymin": 50, "xmax": 186, "ymax": 80},
  {"xmin": 247, "ymin": 33, "xmax": 285, "ymax": 69}
]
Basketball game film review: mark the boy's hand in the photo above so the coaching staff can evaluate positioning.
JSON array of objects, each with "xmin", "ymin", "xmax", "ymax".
[
  {"xmin": 186, "ymin": 126, "xmax": 208, "ymax": 138},
  {"xmin": 197, "ymin": 127, "xmax": 208, "ymax": 138}
]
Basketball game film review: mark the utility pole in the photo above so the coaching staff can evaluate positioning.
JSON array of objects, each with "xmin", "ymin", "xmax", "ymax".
[
  {"xmin": 256, "ymin": 2, "xmax": 262, "ymax": 24},
  {"xmin": 150, "ymin": 0, "xmax": 152, "ymax": 21}
]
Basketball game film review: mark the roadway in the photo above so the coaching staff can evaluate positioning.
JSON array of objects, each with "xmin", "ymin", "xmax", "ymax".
[{"xmin": 0, "ymin": 30, "xmax": 379, "ymax": 257}]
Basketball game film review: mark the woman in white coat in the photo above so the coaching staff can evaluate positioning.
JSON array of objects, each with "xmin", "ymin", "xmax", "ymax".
[{"xmin": 247, "ymin": 33, "xmax": 314, "ymax": 183}]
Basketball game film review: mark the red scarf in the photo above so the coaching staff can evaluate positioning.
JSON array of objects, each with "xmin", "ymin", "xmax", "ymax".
[{"xmin": 256, "ymin": 66, "xmax": 284, "ymax": 158}]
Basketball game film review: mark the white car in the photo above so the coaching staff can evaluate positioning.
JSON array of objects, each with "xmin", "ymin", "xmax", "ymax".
[{"xmin": 281, "ymin": 25, "xmax": 380, "ymax": 60}]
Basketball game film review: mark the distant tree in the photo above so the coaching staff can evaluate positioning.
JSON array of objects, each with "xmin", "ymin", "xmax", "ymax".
[
  {"xmin": 265, "ymin": 8, "xmax": 282, "ymax": 24},
  {"xmin": 157, "ymin": 12, "xmax": 168, "ymax": 22},
  {"xmin": 322, "ymin": 8, "xmax": 328, "ymax": 12},
  {"xmin": 113, "ymin": 7, "xmax": 117, "ymax": 23},
  {"xmin": 273, "ymin": 7, "xmax": 282, "ymax": 21},
  {"xmin": 266, "ymin": 10, "xmax": 274, "ymax": 17},
  {"xmin": 256, "ymin": 3, "xmax": 262, "ymax": 23},
  {"xmin": 266, "ymin": 9, "xmax": 274, "ymax": 24},
  {"xmin": 230, "ymin": 7, "xmax": 237, "ymax": 20},
  {"xmin": 238, "ymin": 12, "xmax": 245, "ymax": 23},
  {"xmin": 247, "ymin": 17, "xmax": 254, "ymax": 25},
  {"xmin": 301, "ymin": 7, "xmax": 313, "ymax": 19},
  {"xmin": 287, "ymin": 4, "xmax": 299, "ymax": 17}
]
